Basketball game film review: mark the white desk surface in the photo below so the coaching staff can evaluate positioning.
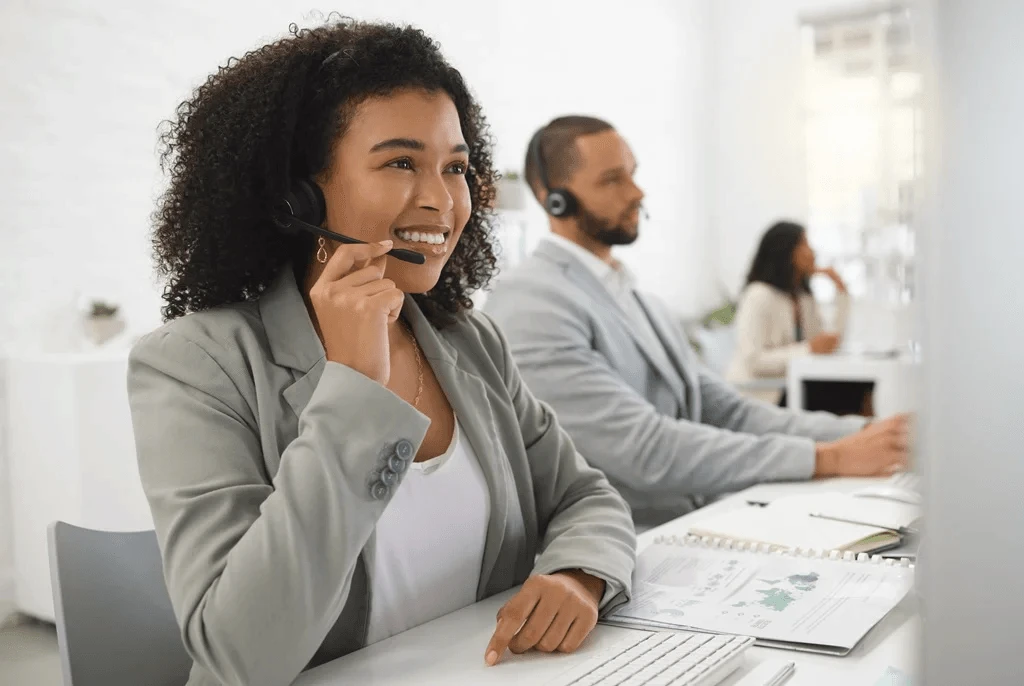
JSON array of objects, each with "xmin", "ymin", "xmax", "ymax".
[{"xmin": 295, "ymin": 478, "xmax": 919, "ymax": 686}]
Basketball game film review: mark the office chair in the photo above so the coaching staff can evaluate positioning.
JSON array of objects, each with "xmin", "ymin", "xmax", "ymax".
[{"xmin": 47, "ymin": 521, "xmax": 192, "ymax": 686}]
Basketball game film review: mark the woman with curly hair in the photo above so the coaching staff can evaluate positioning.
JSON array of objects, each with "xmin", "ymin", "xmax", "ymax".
[{"xmin": 126, "ymin": 18, "xmax": 635, "ymax": 686}]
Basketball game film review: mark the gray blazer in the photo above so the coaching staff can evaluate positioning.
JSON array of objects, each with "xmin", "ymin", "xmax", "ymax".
[
  {"xmin": 126, "ymin": 266, "xmax": 636, "ymax": 686},
  {"xmin": 484, "ymin": 240, "xmax": 865, "ymax": 527}
]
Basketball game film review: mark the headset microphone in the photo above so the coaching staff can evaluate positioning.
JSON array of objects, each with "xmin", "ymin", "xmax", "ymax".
[{"xmin": 273, "ymin": 179, "xmax": 426, "ymax": 265}]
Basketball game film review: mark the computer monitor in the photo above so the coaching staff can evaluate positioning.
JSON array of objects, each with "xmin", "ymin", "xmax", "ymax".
[{"xmin": 919, "ymin": 2, "xmax": 1024, "ymax": 684}]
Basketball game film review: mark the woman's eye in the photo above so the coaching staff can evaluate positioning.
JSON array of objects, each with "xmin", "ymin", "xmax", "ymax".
[
  {"xmin": 448, "ymin": 162, "xmax": 468, "ymax": 175},
  {"xmin": 388, "ymin": 158, "xmax": 414, "ymax": 170}
]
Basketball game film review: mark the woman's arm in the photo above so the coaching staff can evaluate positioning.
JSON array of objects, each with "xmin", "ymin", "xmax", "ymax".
[
  {"xmin": 128, "ymin": 329, "xmax": 429, "ymax": 686},
  {"xmin": 476, "ymin": 312, "xmax": 636, "ymax": 614}
]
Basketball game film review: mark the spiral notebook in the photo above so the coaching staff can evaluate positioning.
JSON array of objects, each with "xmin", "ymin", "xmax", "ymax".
[
  {"xmin": 683, "ymin": 492, "xmax": 921, "ymax": 556},
  {"xmin": 603, "ymin": 535, "xmax": 915, "ymax": 656}
]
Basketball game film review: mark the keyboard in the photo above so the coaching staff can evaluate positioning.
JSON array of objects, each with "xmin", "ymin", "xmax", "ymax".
[{"xmin": 549, "ymin": 630, "xmax": 754, "ymax": 686}]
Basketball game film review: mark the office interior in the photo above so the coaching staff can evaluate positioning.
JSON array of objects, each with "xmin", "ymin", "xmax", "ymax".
[{"xmin": 0, "ymin": 1, "xmax": 1020, "ymax": 685}]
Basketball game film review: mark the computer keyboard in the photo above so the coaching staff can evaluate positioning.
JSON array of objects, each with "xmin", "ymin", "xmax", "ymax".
[{"xmin": 550, "ymin": 630, "xmax": 754, "ymax": 686}]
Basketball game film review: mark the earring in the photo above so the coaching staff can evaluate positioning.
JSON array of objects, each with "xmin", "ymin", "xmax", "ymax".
[{"xmin": 316, "ymin": 237, "xmax": 328, "ymax": 264}]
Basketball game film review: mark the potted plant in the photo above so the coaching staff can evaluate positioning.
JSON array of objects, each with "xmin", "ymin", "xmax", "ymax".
[{"xmin": 83, "ymin": 299, "xmax": 126, "ymax": 345}]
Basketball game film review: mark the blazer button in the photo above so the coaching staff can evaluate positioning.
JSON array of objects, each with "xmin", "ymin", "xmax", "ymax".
[
  {"xmin": 380, "ymin": 469, "xmax": 398, "ymax": 487},
  {"xmin": 370, "ymin": 482, "xmax": 389, "ymax": 501},
  {"xmin": 394, "ymin": 439, "xmax": 414, "ymax": 461},
  {"xmin": 388, "ymin": 454, "xmax": 408, "ymax": 474}
]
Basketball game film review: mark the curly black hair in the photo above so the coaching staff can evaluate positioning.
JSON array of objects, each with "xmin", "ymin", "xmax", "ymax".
[{"xmin": 152, "ymin": 16, "xmax": 499, "ymax": 327}]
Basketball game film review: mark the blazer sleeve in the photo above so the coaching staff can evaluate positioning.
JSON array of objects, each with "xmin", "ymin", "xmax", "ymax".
[
  {"xmin": 487, "ymin": 289, "xmax": 824, "ymax": 503},
  {"xmin": 127, "ymin": 329, "xmax": 430, "ymax": 686},
  {"xmin": 734, "ymin": 285, "xmax": 810, "ymax": 378},
  {"xmin": 698, "ymin": 365, "xmax": 868, "ymax": 443},
  {"xmin": 474, "ymin": 312, "xmax": 636, "ymax": 615}
]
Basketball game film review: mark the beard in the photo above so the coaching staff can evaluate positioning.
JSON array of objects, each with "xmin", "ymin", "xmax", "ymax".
[{"xmin": 577, "ymin": 202, "xmax": 641, "ymax": 246}]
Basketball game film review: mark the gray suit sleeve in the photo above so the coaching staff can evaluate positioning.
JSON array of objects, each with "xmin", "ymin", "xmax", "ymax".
[
  {"xmin": 698, "ymin": 366, "xmax": 867, "ymax": 442},
  {"xmin": 476, "ymin": 313, "xmax": 636, "ymax": 615},
  {"xmin": 127, "ymin": 330, "xmax": 429, "ymax": 686},
  {"xmin": 488, "ymin": 293, "xmax": 831, "ymax": 502}
]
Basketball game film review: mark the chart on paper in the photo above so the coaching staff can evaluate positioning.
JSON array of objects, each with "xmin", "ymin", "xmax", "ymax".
[{"xmin": 609, "ymin": 542, "xmax": 913, "ymax": 651}]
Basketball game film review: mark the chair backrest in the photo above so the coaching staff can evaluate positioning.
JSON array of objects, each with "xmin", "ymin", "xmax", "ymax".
[{"xmin": 47, "ymin": 521, "xmax": 193, "ymax": 686}]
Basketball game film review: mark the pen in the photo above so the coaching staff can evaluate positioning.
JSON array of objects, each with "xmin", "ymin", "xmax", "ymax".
[
  {"xmin": 764, "ymin": 661, "xmax": 795, "ymax": 685},
  {"xmin": 737, "ymin": 660, "xmax": 796, "ymax": 685},
  {"xmin": 808, "ymin": 512, "xmax": 919, "ymax": 536}
]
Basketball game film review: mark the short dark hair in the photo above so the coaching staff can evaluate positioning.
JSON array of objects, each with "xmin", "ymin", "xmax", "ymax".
[
  {"xmin": 523, "ymin": 115, "xmax": 614, "ymax": 201},
  {"xmin": 152, "ymin": 17, "xmax": 499, "ymax": 327},
  {"xmin": 745, "ymin": 221, "xmax": 811, "ymax": 294}
]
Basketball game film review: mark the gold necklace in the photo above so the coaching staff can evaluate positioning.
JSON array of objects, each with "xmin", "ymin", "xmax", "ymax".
[{"xmin": 401, "ymin": 320, "xmax": 424, "ymax": 408}]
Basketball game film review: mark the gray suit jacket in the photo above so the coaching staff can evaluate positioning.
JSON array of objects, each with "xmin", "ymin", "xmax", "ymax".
[
  {"xmin": 126, "ymin": 266, "xmax": 636, "ymax": 686},
  {"xmin": 484, "ymin": 240, "xmax": 865, "ymax": 527}
]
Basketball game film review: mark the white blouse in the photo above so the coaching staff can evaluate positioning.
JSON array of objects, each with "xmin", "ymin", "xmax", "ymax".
[{"xmin": 364, "ymin": 419, "xmax": 491, "ymax": 645}]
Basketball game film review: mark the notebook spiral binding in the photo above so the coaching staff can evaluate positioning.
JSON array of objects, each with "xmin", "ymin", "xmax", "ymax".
[{"xmin": 653, "ymin": 533, "xmax": 916, "ymax": 569}]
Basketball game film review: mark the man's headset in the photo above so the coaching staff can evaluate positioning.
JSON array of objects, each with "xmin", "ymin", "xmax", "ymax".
[
  {"xmin": 528, "ymin": 125, "xmax": 648, "ymax": 221},
  {"xmin": 528, "ymin": 127, "xmax": 579, "ymax": 218}
]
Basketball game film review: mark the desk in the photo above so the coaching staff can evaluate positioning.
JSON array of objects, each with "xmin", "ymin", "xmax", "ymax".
[
  {"xmin": 786, "ymin": 354, "xmax": 919, "ymax": 418},
  {"xmin": 296, "ymin": 478, "xmax": 918, "ymax": 685}
]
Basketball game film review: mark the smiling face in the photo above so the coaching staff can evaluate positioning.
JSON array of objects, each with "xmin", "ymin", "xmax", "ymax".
[{"xmin": 315, "ymin": 88, "xmax": 473, "ymax": 293}]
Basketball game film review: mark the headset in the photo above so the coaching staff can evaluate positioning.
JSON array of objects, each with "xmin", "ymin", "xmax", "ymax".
[
  {"xmin": 272, "ymin": 178, "xmax": 425, "ymax": 265},
  {"xmin": 271, "ymin": 48, "xmax": 425, "ymax": 265},
  {"xmin": 528, "ymin": 125, "xmax": 649, "ymax": 221},
  {"xmin": 528, "ymin": 127, "xmax": 579, "ymax": 218}
]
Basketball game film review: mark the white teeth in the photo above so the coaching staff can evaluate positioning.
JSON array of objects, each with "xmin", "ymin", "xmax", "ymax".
[{"xmin": 397, "ymin": 230, "xmax": 446, "ymax": 245}]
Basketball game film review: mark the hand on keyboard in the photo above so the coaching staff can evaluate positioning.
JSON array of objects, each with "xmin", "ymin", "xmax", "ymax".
[
  {"xmin": 485, "ymin": 571, "xmax": 604, "ymax": 666},
  {"xmin": 816, "ymin": 414, "xmax": 911, "ymax": 478}
]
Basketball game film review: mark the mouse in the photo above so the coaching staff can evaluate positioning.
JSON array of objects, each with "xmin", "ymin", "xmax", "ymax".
[{"xmin": 853, "ymin": 486, "xmax": 922, "ymax": 506}]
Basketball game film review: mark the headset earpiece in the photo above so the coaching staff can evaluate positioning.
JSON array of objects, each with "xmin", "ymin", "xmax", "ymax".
[
  {"xmin": 530, "ymin": 127, "xmax": 579, "ymax": 219},
  {"xmin": 274, "ymin": 178, "xmax": 326, "ymax": 232},
  {"xmin": 544, "ymin": 189, "xmax": 578, "ymax": 218}
]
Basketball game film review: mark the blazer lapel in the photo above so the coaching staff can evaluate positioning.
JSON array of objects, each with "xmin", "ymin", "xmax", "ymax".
[
  {"xmin": 634, "ymin": 292, "xmax": 702, "ymax": 419},
  {"xmin": 403, "ymin": 300, "xmax": 515, "ymax": 597},
  {"xmin": 535, "ymin": 241, "xmax": 688, "ymax": 404}
]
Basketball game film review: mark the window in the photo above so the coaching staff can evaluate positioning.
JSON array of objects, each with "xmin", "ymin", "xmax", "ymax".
[{"xmin": 800, "ymin": 2, "xmax": 920, "ymax": 306}]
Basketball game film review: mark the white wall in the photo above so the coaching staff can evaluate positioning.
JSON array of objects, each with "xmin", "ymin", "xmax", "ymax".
[
  {"xmin": 706, "ymin": 0, "xmax": 849, "ymax": 299},
  {"xmin": 0, "ymin": 0, "xmax": 710, "ymax": 607}
]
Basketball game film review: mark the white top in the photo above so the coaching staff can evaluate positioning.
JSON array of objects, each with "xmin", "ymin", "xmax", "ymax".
[
  {"xmin": 365, "ymin": 419, "xmax": 491, "ymax": 645},
  {"xmin": 726, "ymin": 282, "xmax": 850, "ymax": 404},
  {"xmin": 544, "ymin": 234, "xmax": 670, "ymax": 366}
]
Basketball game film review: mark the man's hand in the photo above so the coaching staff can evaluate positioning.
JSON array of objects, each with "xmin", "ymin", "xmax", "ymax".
[
  {"xmin": 484, "ymin": 570, "xmax": 605, "ymax": 666},
  {"xmin": 815, "ymin": 414, "xmax": 911, "ymax": 477}
]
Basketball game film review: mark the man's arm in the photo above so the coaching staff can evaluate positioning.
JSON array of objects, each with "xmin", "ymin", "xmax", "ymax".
[
  {"xmin": 698, "ymin": 365, "xmax": 867, "ymax": 442},
  {"xmin": 485, "ymin": 287, "xmax": 822, "ymax": 503}
]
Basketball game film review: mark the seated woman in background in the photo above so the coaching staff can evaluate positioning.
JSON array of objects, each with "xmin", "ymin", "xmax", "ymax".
[
  {"xmin": 126, "ymin": 18, "xmax": 635, "ymax": 686},
  {"xmin": 727, "ymin": 221, "xmax": 874, "ymax": 416}
]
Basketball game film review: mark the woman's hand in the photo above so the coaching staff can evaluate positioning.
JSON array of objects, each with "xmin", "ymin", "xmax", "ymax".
[
  {"xmin": 816, "ymin": 266, "xmax": 848, "ymax": 293},
  {"xmin": 484, "ymin": 570, "xmax": 605, "ymax": 666},
  {"xmin": 809, "ymin": 332, "xmax": 841, "ymax": 354},
  {"xmin": 308, "ymin": 240, "xmax": 405, "ymax": 385}
]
